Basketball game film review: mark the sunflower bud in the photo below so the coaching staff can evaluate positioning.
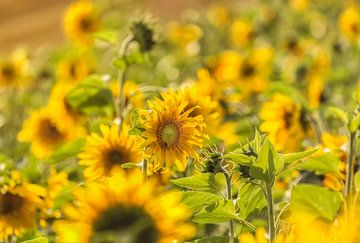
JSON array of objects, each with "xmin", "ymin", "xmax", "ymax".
[{"xmin": 131, "ymin": 22, "xmax": 155, "ymax": 52}]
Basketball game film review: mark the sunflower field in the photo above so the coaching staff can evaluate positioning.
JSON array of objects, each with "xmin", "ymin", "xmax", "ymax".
[{"xmin": 2, "ymin": 0, "xmax": 360, "ymax": 242}]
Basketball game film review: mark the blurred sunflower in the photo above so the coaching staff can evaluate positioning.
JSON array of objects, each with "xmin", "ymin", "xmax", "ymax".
[
  {"xmin": 289, "ymin": 0, "xmax": 309, "ymax": 12},
  {"xmin": 47, "ymin": 83, "xmax": 84, "ymax": 130},
  {"xmin": 212, "ymin": 51, "xmax": 242, "ymax": 84},
  {"xmin": 238, "ymin": 228, "xmax": 267, "ymax": 243},
  {"xmin": 260, "ymin": 94, "xmax": 304, "ymax": 152},
  {"xmin": 56, "ymin": 53, "xmax": 94, "ymax": 83},
  {"xmin": 339, "ymin": 5, "xmax": 360, "ymax": 42},
  {"xmin": 78, "ymin": 124, "xmax": 143, "ymax": 180},
  {"xmin": 63, "ymin": 0, "xmax": 101, "ymax": 44},
  {"xmin": 18, "ymin": 109, "xmax": 84, "ymax": 159},
  {"xmin": 0, "ymin": 174, "xmax": 45, "ymax": 240},
  {"xmin": 54, "ymin": 171, "xmax": 195, "ymax": 243},
  {"xmin": 0, "ymin": 49, "xmax": 29, "ymax": 88},
  {"xmin": 230, "ymin": 19, "xmax": 255, "ymax": 47},
  {"xmin": 206, "ymin": 3, "xmax": 231, "ymax": 28},
  {"xmin": 139, "ymin": 89, "xmax": 206, "ymax": 171}
]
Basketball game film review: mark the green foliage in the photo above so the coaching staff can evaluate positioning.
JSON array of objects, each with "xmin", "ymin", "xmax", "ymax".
[
  {"xmin": 180, "ymin": 191, "xmax": 223, "ymax": 212},
  {"xmin": 237, "ymin": 183, "xmax": 267, "ymax": 220},
  {"xmin": 192, "ymin": 200, "xmax": 238, "ymax": 224},
  {"xmin": 92, "ymin": 30, "xmax": 118, "ymax": 45},
  {"xmin": 280, "ymin": 148, "xmax": 319, "ymax": 165},
  {"xmin": 291, "ymin": 184, "xmax": 342, "ymax": 221},
  {"xmin": 354, "ymin": 171, "xmax": 360, "ymax": 192},
  {"xmin": 22, "ymin": 237, "xmax": 48, "ymax": 243},
  {"xmin": 171, "ymin": 173, "xmax": 218, "ymax": 193},
  {"xmin": 296, "ymin": 152, "xmax": 340, "ymax": 175},
  {"xmin": 189, "ymin": 236, "xmax": 230, "ymax": 243},
  {"xmin": 47, "ymin": 139, "xmax": 85, "ymax": 163},
  {"xmin": 65, "ymin": 75, "xmax": 114, "ymax": 115}
]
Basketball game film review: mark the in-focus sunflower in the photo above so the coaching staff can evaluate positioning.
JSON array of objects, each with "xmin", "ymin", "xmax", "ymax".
[
  {"xmin": 78, "ymin": 124, "xmax": 143, "ymax": 180},
  {"xmin": 139, "ymin": 89, "xmax": 206, "ymax": 171},
  {"xmin": 0, "ymin": 174, "xmax": 45, "ymax": 240},
  {"xmin": 260, "ymin": 94, "xmax": 304, "ymax": 152},
  {"xmin": 0, "ymin": 49, "xmax": 29, "ymax": 88},
  {"xmin": 48, "ymin": 83, "xmax": 83, "ymax": 130},
  {"xmin": 56, "ymin": 53, "xmax": 94, "ymax": 83},
  {"xmin": 18, "ymin": 108, "xmax": 84, "ymax": 159},
  {"xmin": 339, "ymin": 5, "xmax": 360, "ymax": 42},
  {"xmin": 63, "ymin": 0, "xmax": 100, "ymax": 44},
  {"xmin": 54, "ymin": 171, "xmax": 195, "ymax": 243}
]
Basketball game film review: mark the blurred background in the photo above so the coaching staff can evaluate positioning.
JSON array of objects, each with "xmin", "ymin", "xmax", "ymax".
[{"xmin": 0, "ymin": 0, "xmax": 250, "ymax": 53}]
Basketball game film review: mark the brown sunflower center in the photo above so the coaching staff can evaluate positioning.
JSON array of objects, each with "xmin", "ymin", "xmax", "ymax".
[
  {"xmin": 0, "ymin": 192, "xmax": 23, "ymax": 215},
  {"xmin": 351, "ymin": 23, "xmax": 360, "ymax": 34},
  {"xmin": 1, "ymin": 64, "xmax": 16, "ymax": 81},
  {"xmin": 241, "ymin": 63, "xmax": 255, "ymax": 77},
  {"xmin": 79, "ymin": 16, "xmax": 95, "ymax": 32},
  {"xmin": 38, "ymin": 118, "xmax": 64, "ymax": 143},
  {"xmin": 283, "ymin": 110, "xmax": 294, "ymax": 129},
  {"xmin": 92, "ymin": 205, "xmax": 158, "ymax": 243},
  {"xmin": 104, "ymin": 148, "xmax": 129, "ymax": 168},
  {"xmin": 157, "ymin": 121, "xmax": 181, "ymax": 148}
]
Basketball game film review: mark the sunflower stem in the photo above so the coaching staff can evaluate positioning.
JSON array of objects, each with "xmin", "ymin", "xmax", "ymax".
[
  {"xmin": 266, "ymin": 182, "xmax": 276, "ymax": 243},
  {"xmin": 345, "ymin": 131, "xmax": 356, "ymax": 199},
  {"xmin": 224, "ymin": 173, "xmax": 235, "ymax": 243},
  {"xmin": 117, "ymin": 34, "xmax": 133, "ymax": 132},
  {"xmin": 143, "ymin": 160, "xmax": 148, "ymax": 182}
]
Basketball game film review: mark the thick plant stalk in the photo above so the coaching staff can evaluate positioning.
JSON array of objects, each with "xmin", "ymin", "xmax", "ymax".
[
  {"xmin": 345, "ymin": 132, "xmax": 356, "ymax": 198},
  {"xmin": 266, "ymin": 183, "xmax": 276, "ymax": 243},
  {"xmin": 224, "ymin": 173, "xmax": 235, "ymax": 243}
]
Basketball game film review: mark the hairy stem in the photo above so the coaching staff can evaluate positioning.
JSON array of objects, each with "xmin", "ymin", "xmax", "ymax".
[
  {"xmin": 266, "ymin": 183, "xmax": 276, "ymax": 243},
  {"xmin": 345, "ymin": 132, "xmax": 356, "ymax": 198},
  {"xmin": 224, "ymin": 173, "xmax": 235, "ymax": 243}
]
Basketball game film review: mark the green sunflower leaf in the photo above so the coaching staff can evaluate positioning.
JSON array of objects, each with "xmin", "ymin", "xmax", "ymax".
[
  {"xmin": 280, "ymin": 147, "xmax": 319, "ymax": 165},
  {"xmin": 171, "ymin": 173, "xmax": 217, "ymax": 193},
  {"xmin": 47, "ymin": 138, "xmax": 86, "ymax": 164},
  {"xmin": 22, "ymin": 237, "xmax": 48, "ymax": 243},
  {"xmin": 296, "ymin": 152, "xmax": 340, "ymax": 175}
]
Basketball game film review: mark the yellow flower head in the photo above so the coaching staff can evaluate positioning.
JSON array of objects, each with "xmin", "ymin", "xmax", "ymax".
[
  {"xmin": 18, "ymin": 108, "xmax": 85, "ymax": 159},
  {"xmin": 78, "ymin": 124, "xmax": 143, "ymax": 180},
  {"xmin": 289, "ymin": 0, "xmax": 309, "ymax": 12},
  {"xmin": 230, "ymin": 19, "xmax": 255, "ymax": 47},
  {"xmin": 167, "ymin": 21, "xmax": 203, "ymax": 47},
  {"xmin": 0, "ymin": 175, "xmax": 45, "ymax": 240},
  {"xmin": 63, "ymin": 0, "xmax": 100, "ymax": 44},
  {"xmin": 260, "ymin": 94, "xmax": 304, "ymax": 152},
  {"xmin": 48, "ymin": 83, "xmax": 84, "ymax": 131},
  {"xmin": 56, "ymin": 53, "xmax": 94, "ymax": 83},
  {"xmin": 206, "ymin": 3, "xmax": 231, "ymax": 27},
  {"xmin": 0, "ymin": 49, "xmax": 29, "ymax": 88},
  {"xmin": 54, "ymin": 171, "xmax": 195, "ymax": 243},
  {"xmin": 139, "ymin": 89, "xmax": 206, "ymax": 171},
  {"xmin": 339, "ymin": 5, "xmax": 360, "ymax": 42}
]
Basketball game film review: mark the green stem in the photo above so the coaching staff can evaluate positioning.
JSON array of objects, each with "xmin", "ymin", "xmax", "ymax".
[
  {"xmin": 345, "ymin": 132, "xmax": 356, "ymax": 198},
  {"xmin": 224, "ymin": 173, "xmax": 235, "ymax": 243},
  {"xmin": 117, "ymin": 34, "xmax": 133, "ymax": 132},
  {"xmin": 143, "ymin": 160, "xmax": 148, "ymax": 182},
  {"xmin": 266, "ymin": 183, "xmax": 275, "ymax": 243}
]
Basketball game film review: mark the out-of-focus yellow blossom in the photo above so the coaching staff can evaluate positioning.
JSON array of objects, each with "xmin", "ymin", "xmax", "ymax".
[
  {"xmin": 78, "ymin": 124, "xmax": 143, "ymax": 181},
  {"xmin": 0, "ymin": 173, "xmax": 45, "ymax": 240},
  {"xmin": 239, "ymin": 228, "xmax": 267, "ymax": 243},
  {"xmin": 307, "ymin": 75, "xmax": 324, "ymax": 109},
  {"xmin": 230, "ymin": 19, "xmax": 255, "ymax": 47},
  {"xmin": 289, "ymin": 0, "xmax": 309, "ymax": 12},
  {"xmin": 139, "ymin": 89, "xmax": 206, "ymax": 171},
  {"xmin": 54, "ymin": 171, "xmax": 195, "ymax": 243},
  {"xmin": 212, "ymin": 51, "xmax": 242, "ymax": 84},
  {"xmin": 18, "ymin": 108, "xmax": 85, "ymax": 159},
  {"xmin": 167, "ymin": 21, "xmax": 203, "ymax": 55},
  {"xmin": 56, "ymin": 53, "xmax": 94, "ymax": 83},
  {"xmin": 63, "ymin": 0, "xmax": 100, "ymax": 44},
  {"xmin": 260, "ymin": 94, "xmax": 304, "ymax": 152},
  {"xmin": 110, "ymin": 80, "xmax": 144, "ymax": 109},
  {"xmin": 206, "ymin": 3, "xmax": 231, "ymax": 27},
  {"xmin": 216, "ymin": 121, "xmax": 239, "ymax": 146},
  {"xmin": 339, "ymin": 5, "xmax": 360, "ymax": 42},
  {"xmin": 0, "ymin": 49, "xmax": 30, "ymax": 88}
]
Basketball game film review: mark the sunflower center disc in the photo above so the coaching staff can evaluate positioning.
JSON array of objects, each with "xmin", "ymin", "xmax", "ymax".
[{"xmin": 161, "ymin": 123, "xmax": 179, "ymax": 147}]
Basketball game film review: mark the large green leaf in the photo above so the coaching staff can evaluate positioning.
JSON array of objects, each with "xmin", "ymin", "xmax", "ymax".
[
  {"xmin": 65, "ymin": 75, "xmax": 114, "ymax": 115},
  {"xmin": 291, "ymin": 184, "xmax": 342, "ymax": 221},
  {"xmin": 180, "ymin": 191, "xmax": 223, "ymax": 212},
  {"xmin": 192, "ymin": 200, "xmax": 237, "ymax": 224},
  {"xmin": 237, "ymin": 183, "xmax": 266, "ymax": 219},
  {"xmin": 92, "ymin": 30, "xmax": 118, "ymax": 45},
  {"xmin": 47, "ymin": 139, "xmax": 85, "ymax": 163},
  {"xmin": 296, "ymin": 152, "xmax": 340, "ymax": 175},
  {"xmin": 249, "ymin": 138, "xmax": 284, "ymax": 185},
  {"xmin": 280, "ymin": 148, "xmax": 319, "ymax": 165},
  {"xmin": 22, "ymin": 237, "xmax": 48, "ymax": 243},
  {"xmin": 189, "ymin": 236, "xmax": 230, "ymax": 243},
  {"xmin": 223, "ymin": 152, "xmax": 252, "ymax": 166},
  {"xmin": 171, "ymin": 173, "xmax": 217, "ymax": 192}
]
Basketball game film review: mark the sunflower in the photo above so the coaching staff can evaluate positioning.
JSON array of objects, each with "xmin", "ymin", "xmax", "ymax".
[
  {"xmin": 139, "ymin": 89, "xmax": 206, "ymax": 171},
  {"xmin": 260, "ymin": 94, "xmax": 304, "ymax": 152},
  {"xmin": 18, "ymin": 108, "xmax": 85, "ymax": 159},
  {"xmin": 230, "ymin": 19, "xmax": 255, "ymax": 47},
  {"xmin": 63, "ymin": 0, "xmax": 100, "ymax": 44},
  {"xmin": 0, "ymin": 173, "xmax": 45, "ymax": 240},
  {"xmin": 78, "ymin": 124, "xmax": 143, "ymax": 181},
  {"xmin": 47, "ymin": 83, "xmax": 84, "ymax": 130},
  {"xmin": 167, "ymin": 21, "xmax": 203, "ymax": 51},
  {"xmin": 206, "ymin": 3, "xmax": 230, "ymax": 28},
  {"xmin": 289, "ymin": 0, "xmax": 309, "ymax": 11},
  {"xmin": 54, "ymin": 171, "xmax": 195, "ymax": 243},
  {"xmin": 0, "ymin": 49, "xmax": 29, "ymax": 88},
  {"xmin": 56, "ymin": 53, "xmax": 94, "ymax": 83},
  {"xmin": 339, "ymin": 5, "xmax": 360, "ymax": 42}
]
